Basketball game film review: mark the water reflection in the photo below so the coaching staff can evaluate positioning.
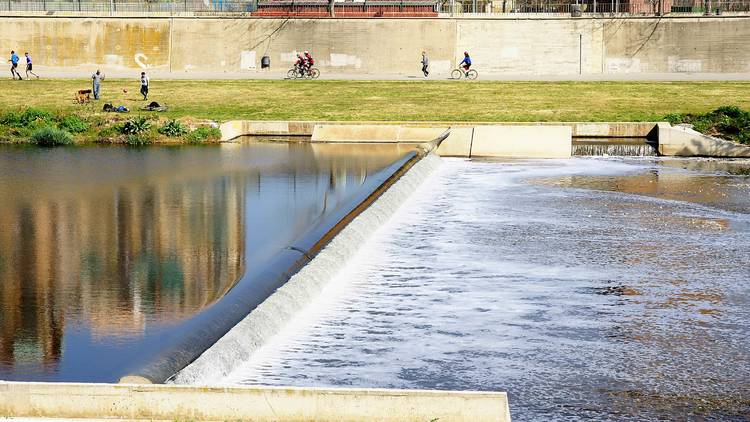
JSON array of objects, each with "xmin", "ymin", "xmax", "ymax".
[
  {"xmin": 0, "ymin": 141, "xmax": 409, "ymax": 381},
  {"xmin": 533, "ymin": 157, "xmax": 750, "ymax": 214}
]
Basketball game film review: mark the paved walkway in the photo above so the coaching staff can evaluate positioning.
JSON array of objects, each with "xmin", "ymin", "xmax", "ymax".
[{"xmin": 20, "ymin": 69, "xmax": 750, "ymax": 81}]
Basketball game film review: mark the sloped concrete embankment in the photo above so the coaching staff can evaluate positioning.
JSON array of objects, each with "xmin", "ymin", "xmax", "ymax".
[{"xmin": 656, "ymin": 123, "xmax": 750, "ymax": 157}]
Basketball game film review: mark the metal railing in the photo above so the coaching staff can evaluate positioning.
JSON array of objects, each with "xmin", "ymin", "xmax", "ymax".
[
  {"xmin": 0, "ymin": 0, "xmax": 254, "ymax": 13},
  {"xmin": 0, "ymin": 0, "xmax": 746, "ymax": 14},
  {"xmin": 253, "ymin": 0, "xmax": 438, "ymax": 16},
  {"xmin": 437, "ymin": 0, "xmax": 750, "ymax": 13}
]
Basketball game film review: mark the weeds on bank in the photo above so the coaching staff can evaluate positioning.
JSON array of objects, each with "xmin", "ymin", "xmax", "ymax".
[
  {"xmin": 30, "ymin": 126, "xmax": 75, "ymax": 146},
  {"xmin": 665, "ymin": 105, "xmax": 750, "ymax": 145},
  {"xmin": 185, "ymin": 126, "xmax": 221, "ymax": 143},
  {"xmin": 158, "ymin": 119, "xmax": 189, "ymax": 137},
  {"xmin": 0, "ymin": 107, "xmax": 220, "ymax": 146}
]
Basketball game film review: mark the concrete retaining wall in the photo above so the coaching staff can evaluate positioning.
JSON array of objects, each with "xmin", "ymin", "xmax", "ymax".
[
  {"xmin": 220, "ymin": 120, "xmax": 317, "ymax": 140},
  {"xmin": 657, "ymin": 123, "xmax": 750, "ymax": 157},
  {"xmin": 222, "ymin": 120, "xmax": 750, "ymax": 158},
  {"xmin": 0, "ymin": 381, "xmax": 511, "ymax": 421},
  {"xmin": 435, "ymin": 124, "xmax": 572, "ymax": 158},
  {"xmin": 0, "ymin": 16, "xmax": 748, "ymax": 75},
  {"xmin": 221, "ymin": 120, "xmax": 659, "ymax": 141},
  {"xmin": 311, "ymin": 124, "xmax": 449, "ymax": 143}
]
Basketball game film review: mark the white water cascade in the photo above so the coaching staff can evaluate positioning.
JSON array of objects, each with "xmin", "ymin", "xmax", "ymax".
[{"xmin": 171, "ymin": 153, "xmax": 443, "ymax": 384}]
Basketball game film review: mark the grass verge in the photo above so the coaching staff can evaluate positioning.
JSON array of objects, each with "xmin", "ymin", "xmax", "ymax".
[{"xmin": 0, "ymin": 79, "xmax": 749, "ymax": 144}]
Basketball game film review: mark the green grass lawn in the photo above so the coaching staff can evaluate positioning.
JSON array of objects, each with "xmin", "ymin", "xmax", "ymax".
[{"xmin": 1, "ymin": 79, "xmax": 749, "ymax": 122}]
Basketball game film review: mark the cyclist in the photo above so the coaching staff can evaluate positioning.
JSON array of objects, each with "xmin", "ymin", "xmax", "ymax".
[
  {"xmin": 293, "ymin": 53, "xmax": 305, "ymax": 75},
  {"xmin": 303, "ymin": 51, "xmax": 314, "ymax": 72},
  {"xmin": 459, "ymin": 51, "xmax": 472, "ymax": 73}
]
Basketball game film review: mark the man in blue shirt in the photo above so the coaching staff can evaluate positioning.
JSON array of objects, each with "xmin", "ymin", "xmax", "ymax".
[
  {"xmin": 9, "ymin": 51, "xmax": 22, "ymax": 80},
  {"xmin": 459, "ymin": 51, "xmax": 472, "ymax": 72}
]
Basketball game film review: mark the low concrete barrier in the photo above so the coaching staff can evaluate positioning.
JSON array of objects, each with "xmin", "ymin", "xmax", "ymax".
[
  {"xmin": 571, "ymin": 122, "xmax": 659, "ymax": 138},
  {"xmin": 220, "ymin": 120, "xmax": 653, "ymax": 142},
  {"xmin": 312, "ymin": 124, "xmax": 400, "ymax": 143},
  {"xmin": 469, "ymin": 125, "xmax": 572, "ymax": 158},
  {"xmin": 0, "ymin": 382, "xmax": 511, "ymax": 422},
  {"xmin": 219, "ymin": 120, "xmax": 316, "ymax": 141},
  {"xmin": 436, "ymin": 127, "xmax": 474, "ymax": 157},
  {"xmin": 657, "ymin": 123, "xmax": 750, "ymax": 157},
  {"xmin": 311, "ymin": 124, "xmax": 449, "ymax": 143}
]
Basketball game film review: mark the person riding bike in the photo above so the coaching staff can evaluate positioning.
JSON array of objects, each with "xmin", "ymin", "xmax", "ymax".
[
  {"xmin": 294, "ymin": 53, "xmax": 306, "ymax": 75},
  {"xmin": 303, "ymin": 51, "xmax": 314, "ymax": 72},
  {"xmin": 459, "ymin": 51, "xmax": 472, "ymax": 72}
]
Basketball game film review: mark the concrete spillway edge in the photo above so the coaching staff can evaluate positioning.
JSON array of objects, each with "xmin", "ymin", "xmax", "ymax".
[
  {"xmin": 171, "ymin": 152, "xmax": 443, "ymax": 384},
  {"xmin": 117, "ymin": 150, "xmax": 424, "ymax": 384}
]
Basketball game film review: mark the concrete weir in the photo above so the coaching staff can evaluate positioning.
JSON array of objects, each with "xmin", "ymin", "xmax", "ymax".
[
  {"xmin": 0, "ymin": 382, "xmax": 511, "ymax": 422},
  {"xmin": 116, "ymin": 151, "xmax": 423, "ymax": 385},
  {"xmin": 1, "ymin": 149, "xmax": 514, "ymax": 421},
  {"xmin": 222, "ymin": 120, "xmax": 750, "ymax": 158}
]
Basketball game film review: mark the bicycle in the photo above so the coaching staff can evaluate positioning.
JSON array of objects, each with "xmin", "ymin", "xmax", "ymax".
[
  {"xmin": 287, "ymin": 65, "xmax": 320, "ymax": 80},
  {"xmin": 451, "ymin": 67, "xmax": 478, "ymax": 80}
]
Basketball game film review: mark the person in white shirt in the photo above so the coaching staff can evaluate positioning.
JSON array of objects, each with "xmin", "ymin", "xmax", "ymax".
[
  {"xmin": 91, "ymin": 69, "xmax": 105, "ymax": 99},
  {"xmin": 140, "ymin": 72, "xmax": 149, "ymax": 100}
]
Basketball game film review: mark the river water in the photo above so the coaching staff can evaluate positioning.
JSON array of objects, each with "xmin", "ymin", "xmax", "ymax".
[
  {"xmin": 0, "ymin": 141, "xmax": 411, "ymax": 382},
  {"xmin": 223, "ymin": 157, "xmax": 750, "ymax": 421}
]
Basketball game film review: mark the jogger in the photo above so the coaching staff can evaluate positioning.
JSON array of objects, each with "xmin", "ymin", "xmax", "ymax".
[
  {"xmin": 9, "ymin": 51, "xmax": 22, "ymax": 80},
  {"xmin": 421, "ymin": 51, "xmax": 429, "ymax": 78},
  {"xmin": 25, "ymin": 53, "xmax": 39, "ymax": 79}
]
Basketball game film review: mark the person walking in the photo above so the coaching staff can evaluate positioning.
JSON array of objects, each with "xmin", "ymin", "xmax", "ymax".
[
  {"xmin": 9, "ymin": 51, "xmax": 22, "ymax": 80},
  {"xmin": 421, "ymin": 51, "xmax": 429, "ymax": 78},
  {"xmin": 24, "ymin": 53, "xmax": 39, "ymax": 79},
  {"xmin": 91, "ymin": 69, "xmax": 104, "ymax": 100},
  {"xmin": 139, "ymin": 71, "xmax": 149, "ymax": 100}
]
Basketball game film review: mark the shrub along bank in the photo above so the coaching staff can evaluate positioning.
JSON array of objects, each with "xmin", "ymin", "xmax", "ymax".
[
  {"xmin": 0, "ymin": 107, "xmax": 221, "ymax": 146},
  {"xmin": 666, "ymin": 106, "xmax": 750, "ymax": 145}
]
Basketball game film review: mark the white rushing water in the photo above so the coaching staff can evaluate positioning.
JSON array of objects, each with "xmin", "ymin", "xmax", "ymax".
[
  {"xmin": 214, "ymin": 157, "xmax": 750, "ymax": 420},
  {"xmin": 172, "ymin": 154, "xmax": 442, "ymax": 384}
]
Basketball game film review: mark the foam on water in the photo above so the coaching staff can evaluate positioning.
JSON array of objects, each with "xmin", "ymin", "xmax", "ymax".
[
  {"xmin": 171, "ymin": 154, "xmax": 443, "ymax": 384},
  {"xmin": 217, "ymin": 157, "xmax": 750, "ymax": 420}
]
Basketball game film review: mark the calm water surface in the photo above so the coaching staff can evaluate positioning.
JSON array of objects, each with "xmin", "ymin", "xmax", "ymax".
[
  {"xmin": 0, "ymin": 141, "xmax": 411, "ymax": 382},
  {"xmin": 226, "ymin": 157, "xmax": 750, "ymax": 421}
]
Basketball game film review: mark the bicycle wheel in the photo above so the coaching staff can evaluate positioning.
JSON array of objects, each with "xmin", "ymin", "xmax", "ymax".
[
  {"xmin": 287, "ymin": 68, "xmax": 298, "ymax": 79},
  {"xmin": 466, "ymin": 69, "xmax": 478, "ymax": 80},
  {"xmin": 451, "ymin": 69, "xmax": 463, "ymax": 80},
  {"xmin": 309, "ymin": 68, "xmax": 320, "ymax": 79}
]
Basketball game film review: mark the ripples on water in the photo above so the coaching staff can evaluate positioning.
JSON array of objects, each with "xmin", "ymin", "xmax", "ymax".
[{"xmin": 226, "ymin": 157, "xmax": 750, "ymax": 421}]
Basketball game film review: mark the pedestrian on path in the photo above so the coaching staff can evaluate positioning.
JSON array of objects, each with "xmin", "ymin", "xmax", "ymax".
[
  {"xmin": 24, "ymin": 53, "xmax": 39, "ymax": 79},
  {"xmin": 421, "ymin": 51, "xmax": 429, "ymax": 78},
  {"xmin": 9, "ymin": 51, "xmax": 22, "ymax": 80},
  {"xmin": 91, "ymin": 69, "xmax": 104, "ymax": 100},
  {"xmin": 140, "ymin": 71, "xmax": 149, "ymax": 100}
]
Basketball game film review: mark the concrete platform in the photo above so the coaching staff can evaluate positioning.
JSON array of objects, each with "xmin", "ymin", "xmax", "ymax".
[
  {"xmin": 658, "ymin": 123, "xmax": 750, "ymax": 157},
  {"xmin": 0, "ymin": 381, "xmax": 511, "ymax": 422},
  {"xmin": 436, "ymin": 125, "xmax": 572, "ymax": 158},
  {"xmin": 220, "ymin": 120, "xmax": 657, "ymax": 142},
  {"xmin": 311, "ymin": 124, "xmax": 449, "ymax": 143}
]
